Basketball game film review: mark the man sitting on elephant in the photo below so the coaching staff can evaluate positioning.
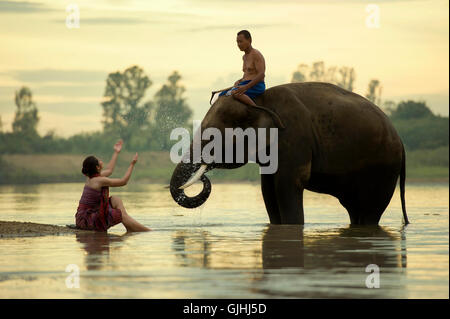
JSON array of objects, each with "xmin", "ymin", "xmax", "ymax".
[{"xmin": 219, "ymin": 30, "xmax": 266, "ymax": 107}]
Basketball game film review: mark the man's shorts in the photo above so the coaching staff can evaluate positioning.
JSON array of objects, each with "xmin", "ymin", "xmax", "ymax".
[{"xmin": 219, "ymin": 80, "xmax": 266, "ymax": 100}]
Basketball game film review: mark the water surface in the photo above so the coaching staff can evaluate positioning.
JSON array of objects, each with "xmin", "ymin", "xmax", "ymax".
[{"xmin": 0, "ymin": 182, "xmax": 448, "ymax": 298}]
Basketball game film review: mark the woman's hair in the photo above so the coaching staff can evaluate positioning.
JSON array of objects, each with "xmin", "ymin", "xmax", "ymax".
[{"xmin": 82, "ymin": 156, "xmax": 99, "ymax": 177}]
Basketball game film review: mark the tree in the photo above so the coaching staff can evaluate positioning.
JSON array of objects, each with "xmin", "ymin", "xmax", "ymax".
[
  {"xmin": 381, "ymin": 100, "xmax": 397, "ymax": 115},
  {"xmin": 365, "ymin": 79, "xmax": 383, "ymax": 105},
  {"xmin": 388, "ymin": 100, "xmax": 448, "ymax": 150},
  {"xmin": 309, "ymin": 61, "xmax": 326, "ymax": 81},
  {"xmin": 291, "ymin": 63, "xmax": 308, "ymax": 83},
  {"xmin": 389, "ymin": 100, "xmax": 434, "ymax": 120},
  {"xmin": 0, "ymin": 115, "xmax": 3, "ymax": 132},
  {"xmin": 12, "ymin": 86, "xmax": 39, "ymax": 137},
  {"xmin": 153, "ymin": 71, "xmax": 192, "ymax": 150},
  {"xmin": 336, "ymin": 66, "xmax": 355, "ymax": 91},
  {"xmin": 101, "ymin": 65, "xmax": 153, "ymax": 144},
  {"xmin": 291, "ymin": 61, "xmax": 355, "ymax": 91}
]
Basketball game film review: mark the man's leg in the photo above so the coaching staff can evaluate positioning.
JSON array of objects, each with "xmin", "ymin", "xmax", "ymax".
[{"xmin": 233, "ymin": 93, "xmax": 257, "ymax": 106}]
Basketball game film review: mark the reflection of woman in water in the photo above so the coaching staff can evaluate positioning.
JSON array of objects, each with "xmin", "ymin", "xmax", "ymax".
[
  {"xmin": 76, "ymin": 232, "xmax": 130, "ymax": 270},
  {"xmin": 75, "ymin": 139, "xmax": 150, "ymax": 232}
]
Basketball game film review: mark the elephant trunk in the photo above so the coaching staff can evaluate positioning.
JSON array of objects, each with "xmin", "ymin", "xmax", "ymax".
[{"xmin": 169, "ymin": 162, "xmax": 211, "ymax": 209}]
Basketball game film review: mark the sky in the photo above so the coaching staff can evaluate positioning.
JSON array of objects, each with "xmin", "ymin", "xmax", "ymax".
[{"xmin": 0, "ymin": 0, "xmax": 448, "ymax": 137}]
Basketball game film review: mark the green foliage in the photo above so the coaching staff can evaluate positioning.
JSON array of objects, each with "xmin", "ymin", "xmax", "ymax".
[
  {"xmin": 152, "ymin": 71, "xmax": 192, "ymax": 150},
  {"xmin": 388, "ymin": 100, "xmax": 448, "ymax": 150},
  {"xmin": 101, "ymin": 65, "xmax": 153, "ymax": 144},
  {"xmin": 0, "ymin": 156, "xmax": 10, "ymax": 182},
  {"xmin": 291, "ymin": 61, "xmax": 355, "ymax": 91},
  {"xmin": 0, "ymin": 67, "xmax": 194, "ymax": 155},
  {"xmin": 1, "ymin": 148, "xmax": 447, "ymax": 184},
  {"xmin": 365, "ymin": 79, "xmax": 382, "ymax": 105},
  {"xmin": 389, "ymin": 100, "xmax": 434, "ymax": 120},
  {"xmin": 0, "ymin": 65, "xmax": 447, "ymax": 183},
  {"xmin": 391, "ymin": 116, "xmax": 448, "ymax": 150},
  {"xmin": 0, "ymin": 132, "xmax": 40, "ymax": 154},
  {"xmin": 406, "ymin": 146, "xmax": 449, "ymax": 167},
  {"xmin": 207, "ymin": 163, "xmax": 260, "ymax": 181},
  {"xmin": 0, "ymin": 130, "xmax": 120, "ymax": 155},
  {"xmin": 12, "ymin": 87, "xmax": 39, "ymax": 138},
  {"xmin": 404, "ymin": 146, "xmax": 449, "ymax": 179}
]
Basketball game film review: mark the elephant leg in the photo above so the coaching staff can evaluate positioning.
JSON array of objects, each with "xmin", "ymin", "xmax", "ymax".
[
  {"xmin": 339, "ymin": 164, "xmax": 400, "ymax": 225},
  {"xmin": 273, "ymin": 172, "xmax": 305, "ymax": 224},
  {"xmin": 261, "ymin": 174, "xmax": 281, "ymax": 224}
]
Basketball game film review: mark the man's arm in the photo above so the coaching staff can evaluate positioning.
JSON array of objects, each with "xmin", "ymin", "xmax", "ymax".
[{"xmin": 234, "ymin": 77, "xmax": 244, "ymax": 86}]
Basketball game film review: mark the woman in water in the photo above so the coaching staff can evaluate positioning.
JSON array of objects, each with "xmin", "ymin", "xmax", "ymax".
[{"xmin": 76, "ymin": 139, "xmax": 150, "ymax": 232}]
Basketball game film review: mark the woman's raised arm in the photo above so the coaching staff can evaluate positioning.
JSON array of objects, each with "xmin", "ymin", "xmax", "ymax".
[
  {"xmin": 100, "ymin": 153, "xmax": 138, "ymax": 187},
  {"xmin": 101, "ymin": 139, "xmax": 123, "ymax": 177}
]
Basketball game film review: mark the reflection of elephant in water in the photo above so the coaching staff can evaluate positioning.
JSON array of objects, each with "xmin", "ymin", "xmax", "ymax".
[
  {"xmin": 170, "ymin": 82, "xmax": 409, "ymax": 225},
  {"xmin": 259, "ymin": 225, "xmax": 407, "ymax": 298},
  {"xmin": 170, "ymin": 226, "xmax": 407, "ymax": 297},
  {"xmin": 170, "ymin": 225, "xmax": 407, "ymax": 271},
  {"xmin": 261, "ymin": 225, "xmax": 407, "ymax": 270}
]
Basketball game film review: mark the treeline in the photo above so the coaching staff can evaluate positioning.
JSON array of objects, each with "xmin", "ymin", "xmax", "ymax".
[
  {"xmin": 0, "ymin": 62, "xmax": 448, "ymax": 155},
  {"xmin": 291, "ymin": 61, "xmax": 449, "ymax": 153},
  {"xmin": 386, "ymin": 100, "xmax": 448, "ymax": 151},
  {"xmin": 0, "ymin": 65, "xmax": 193, "ymax": 156},
  {"xmin": 0, "ymin": 62, "xmax": 448, "ymax": 183}
]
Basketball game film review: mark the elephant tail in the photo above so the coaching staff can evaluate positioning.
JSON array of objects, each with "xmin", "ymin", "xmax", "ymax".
[{"xmin": 400, "ymin": 143, "xmax": 410, "ymax": 225}]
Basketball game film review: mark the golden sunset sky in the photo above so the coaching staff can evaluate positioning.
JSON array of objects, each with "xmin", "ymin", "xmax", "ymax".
[{"xmin": 0, "ymin": 0, "xmax": 448, "ymax": 136}]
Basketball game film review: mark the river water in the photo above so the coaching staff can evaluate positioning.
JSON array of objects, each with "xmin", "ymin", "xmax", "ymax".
[{"xmin": 0, "ymin": 181, "xmax": 448, "ymax": 298}]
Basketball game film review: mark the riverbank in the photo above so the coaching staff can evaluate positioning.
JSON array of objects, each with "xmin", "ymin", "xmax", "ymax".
[
  {"xmin": 0, "ymin": 220, "xmax": 91, "ymax": 238},
  {"xmin": 0, "ymin": 150, "xmax": 448, "ymax": 184}
]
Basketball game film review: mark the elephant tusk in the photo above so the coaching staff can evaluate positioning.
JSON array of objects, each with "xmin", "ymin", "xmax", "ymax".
[{"xmin": 179, "ymin": 164, "xmax": 208, "ymax": 190}]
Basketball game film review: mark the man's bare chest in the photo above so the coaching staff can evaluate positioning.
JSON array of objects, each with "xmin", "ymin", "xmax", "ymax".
[{"xmin": 243, "ymin": 56, "xmax": 256, "ymax": 72}]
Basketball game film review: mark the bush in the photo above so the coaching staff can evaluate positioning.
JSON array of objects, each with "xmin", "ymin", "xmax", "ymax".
[{"xmin": 392, "ymin": 116, "xmax": 449, "ymax": 150}]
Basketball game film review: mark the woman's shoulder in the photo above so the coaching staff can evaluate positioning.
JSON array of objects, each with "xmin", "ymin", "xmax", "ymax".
[{"xmin": 85, "ymin": 177, "xmax": 105, "ymax": 191}]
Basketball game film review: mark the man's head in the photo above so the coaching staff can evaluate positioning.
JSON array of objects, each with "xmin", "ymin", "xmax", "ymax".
[{"xmin": 236, "ymin": 30, "xmax": 252, "ymax": 51}]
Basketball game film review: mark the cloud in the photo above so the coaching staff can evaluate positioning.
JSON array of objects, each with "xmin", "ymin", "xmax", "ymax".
[
  {"xmin": 0, "ymin": 110, "xmax": 103, "ymax": 136},
  {"xmin": 0, "ymin": 0, "xmax": 55, "ymax": 13},
  {"xmin": 1, "ymin": 68, "xmax": 171, "ymax": 86},
  {"xmin": 185, "ymin": 23, "xmax": 292, "ymax": 32},
  {"xmin": 3, "ymin": 69, "xmax": 109, "ymax": 83},
  {"xmin": 51, "ymin": 16, "xmax": 154, "ymax": 25},
  {"xmin": 49, "ymin": 10, "xmax": 203, "ymax": 26},
  {"xmin": 186, "ymin": 0, "xmax": 428, "ymax": 3}
]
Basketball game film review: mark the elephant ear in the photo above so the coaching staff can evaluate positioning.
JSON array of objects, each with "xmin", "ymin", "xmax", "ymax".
[{"xmin": 251, "ymin": 104, "xmax": 286, "ymax": 130}]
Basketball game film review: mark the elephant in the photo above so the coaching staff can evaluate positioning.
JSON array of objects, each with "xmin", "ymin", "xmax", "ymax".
[{"xmin": 169, "ymin": 82, "xmax": 409, "ymax": 225}]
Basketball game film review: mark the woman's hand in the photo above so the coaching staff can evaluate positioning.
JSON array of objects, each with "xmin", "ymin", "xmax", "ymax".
[
  {"xmin": 114, "ymin": 139, "xmax": 123, "ymax": 153},
  {"xmin": 131, "ymin": 153, "xmax": 138, "ymax": 165}
]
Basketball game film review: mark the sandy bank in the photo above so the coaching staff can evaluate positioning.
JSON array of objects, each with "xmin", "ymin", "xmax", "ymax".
[{"xmin": 0, "ymin": 220, "xmax": 91, "ymax": 238}]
